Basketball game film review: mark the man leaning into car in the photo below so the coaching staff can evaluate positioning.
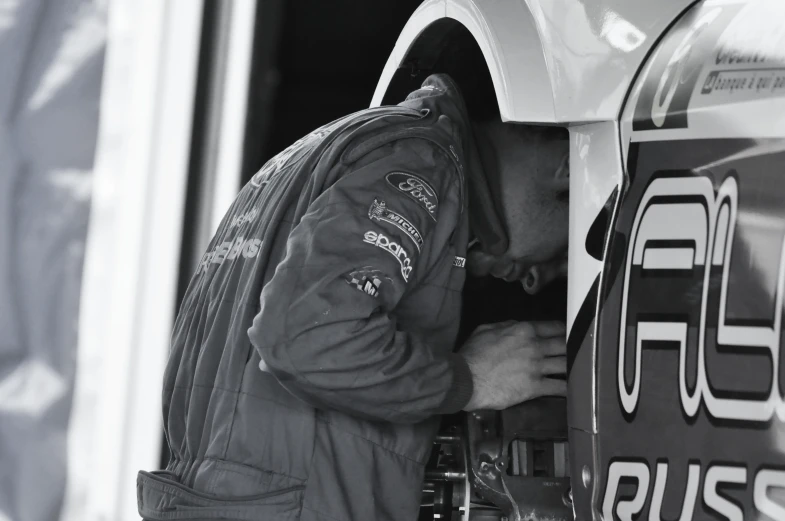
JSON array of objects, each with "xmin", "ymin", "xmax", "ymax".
[{"xmin": 137, "ymin": 70, "xmax": 571, "ymax": 521}]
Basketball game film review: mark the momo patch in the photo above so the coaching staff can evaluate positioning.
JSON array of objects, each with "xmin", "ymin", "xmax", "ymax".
[
  {"xmin": 363, "ymin": 230, "xmax": 413, "ymax": 282},
  {"xmin": 344, "ymin": 267, "xmax": 390, "ymax": 298},
  {"xmin": 368, "ymin": 199, "xmax": 423, "ymax": 252},
  {"xmin": 385, "ymin": 172, "xmax": 438, "ymax": 221}
]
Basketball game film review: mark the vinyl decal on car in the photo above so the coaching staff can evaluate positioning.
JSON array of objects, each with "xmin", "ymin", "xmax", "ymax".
[
  {"xmin": 632, "ymin": 4, "xmax": 739, "ymax": 131},
  {"xmin": 597, "ymin": 139, "xmax": 785, "ymax": 521}
]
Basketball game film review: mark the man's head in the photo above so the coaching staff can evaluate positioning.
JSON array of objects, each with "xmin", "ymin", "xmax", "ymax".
[
  {"xmin": 428, "ymin": 25, "xmax": 570, "ymax": 293},
  {"xmin": 468, "ymin": 121, "xmax": 570, "ymax": 294}
]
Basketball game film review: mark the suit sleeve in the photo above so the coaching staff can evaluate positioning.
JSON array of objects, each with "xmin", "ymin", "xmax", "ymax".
[{"xmin": 248, "ymin": 143, "xmax": 473, "ymax": 424}]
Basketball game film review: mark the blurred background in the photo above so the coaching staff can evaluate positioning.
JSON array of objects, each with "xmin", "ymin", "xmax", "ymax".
[{"xmin": 0, "ymin": 1, "xmax": 425, "ymax": 519}]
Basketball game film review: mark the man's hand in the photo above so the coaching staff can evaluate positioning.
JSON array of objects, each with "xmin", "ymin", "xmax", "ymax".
[{"xmin": 460, "ymin": 320, "xmax": 567, "ymax": 411}]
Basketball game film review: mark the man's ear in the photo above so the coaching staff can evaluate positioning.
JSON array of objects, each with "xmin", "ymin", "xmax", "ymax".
[{"xmin": 551, "ymin": 152, "xmax": 570, "ymax": 192}]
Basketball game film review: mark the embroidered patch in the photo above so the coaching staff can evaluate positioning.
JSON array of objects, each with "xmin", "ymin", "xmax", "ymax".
[
  {"xmin": 344, "ymin": 268, "xmax": 387, "ymax": 298},
  {"xmin": 368, "ymin": 199, "xmax": 423, "ymax": 252},
  {"xmin": 385, "ymin": 172, "xmax": 439, "ymax": 221},
  {"xmin": 196, "ymin": 237, "xmax": 262, "ymax": 275},
  {"xmin": 363, "ymin": 230, "xmax": 413, "ymax": 282},
  {"xmin": 453, "ymin": 256, "xmax": 466, "ymax": 268}
]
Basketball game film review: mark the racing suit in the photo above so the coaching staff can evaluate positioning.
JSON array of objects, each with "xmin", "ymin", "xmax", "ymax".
[{"xmin": 137, "ymin": 74, "xmax": 507, "ymax": 521}]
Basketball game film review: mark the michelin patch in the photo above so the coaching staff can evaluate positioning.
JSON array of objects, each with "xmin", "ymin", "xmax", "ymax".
[
  {"xmin": 368, "ymin": 199, "xmax": 423, "ymax": 252},
  {"xmin": 363, "ymin": 230, "xmax": 414, "ymax": 282},
  {"xmin": 344, "ymin": 267, "xmax": 390, "ymax": 298},
  {"xmin": 385, "ymin": 172, "xmax": 439, "ymax": 221}
]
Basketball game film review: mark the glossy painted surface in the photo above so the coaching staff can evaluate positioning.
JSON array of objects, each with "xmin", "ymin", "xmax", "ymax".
[
  {"xmin": 371, "ymin": 0, "xmax": 556, "ymax": 122},
  {"xmin": 565, "ymin": 121, "xmax": 624, "ymax": 521},
  {"xmin": 444, "ymin": 0, "xmax": 555, "ymax": 122},
  {"xmin": 566, "ymin": 123, "xmax": 622, "ymax": 337},
  {"xmin": 373, "ymin": 0, "xmax": 693, "ymax": 123},
  {"xmin": 528, "ymin": 0, "xmax": 691, "ymax": 121}
]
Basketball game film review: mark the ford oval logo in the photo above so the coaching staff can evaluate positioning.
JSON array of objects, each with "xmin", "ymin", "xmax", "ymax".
[{"xmin": 385, "ymin": 172, "xmax": 439, "ymax": 221}]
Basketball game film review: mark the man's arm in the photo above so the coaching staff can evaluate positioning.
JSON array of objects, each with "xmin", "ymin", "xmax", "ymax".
[{"xmin": 249, "ymin": 141, "xmax": 472, "ymax": 424}]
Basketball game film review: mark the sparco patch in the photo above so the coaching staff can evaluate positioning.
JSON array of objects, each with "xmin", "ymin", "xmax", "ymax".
[
  {"xmin": 368, "ymin": 199, "xmax": 423, "ymax": 252},
  {"xmin": 385, "ymin": 172, "xmax": 438, "ymax": 221},
  {"xmin": 363, "ymin": 230, "xmax": 413, "ymax": 282}
]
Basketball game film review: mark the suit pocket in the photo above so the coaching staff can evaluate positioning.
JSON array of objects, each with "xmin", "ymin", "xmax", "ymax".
[{"xmin": 137, "ymin": 470, "xmax": 303, "ymax": 520}]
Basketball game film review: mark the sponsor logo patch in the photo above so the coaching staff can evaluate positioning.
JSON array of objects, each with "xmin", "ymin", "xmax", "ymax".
[
  {"xmin": 385, "ymin": 172, "xmax": 439, "ymax": 221},
  {"xmin": 344, "ymin": 267, "xmax": 391, "ymax": 298},
  {"xmin": 230, "ymin": 208, "xmax": 259, "ymax": 228},
  {"xmin": 368, "ymin": 199, "xmax": 423, "ymax": 252},
  {"xmin": 197, "ymin": 237, "xmax": 262, "ymax": 275},
  {"xmin": 363, "ymin": 230, "xmax": 413, "ymax": 282},
  {"xmin": 453, "ymin": 256, "xmax": 466, "ymax": 268},
  {"xmin": 250, "ymin": 127, "xmax": 329, "ymax": 187}
]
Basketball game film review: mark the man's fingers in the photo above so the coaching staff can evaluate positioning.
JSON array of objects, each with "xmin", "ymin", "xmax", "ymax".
[
  {"xmin": 496, "ymin": 320, "xmax": 520, "ymax": 328},
  {"xmin": 474, "ymin": 320, "xmax": 518, "ymax": 334},
  {"xmin": 473, "ymin": 323, "xmax": 496, "ymax": 333},
  {"xmin": 539, "ymin": 336, "xmax": 567, "ymax": 356},
  {"xmin": 539, "ymin": 355, "xmax": 566, "ymax": 376},
  {"xmin": 539, "ymin": 377, "xmax": 568, "ymax": 397},
  {"xmin": 531, "ymin": 321, "xmax": 566, "ymax": 338}
]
